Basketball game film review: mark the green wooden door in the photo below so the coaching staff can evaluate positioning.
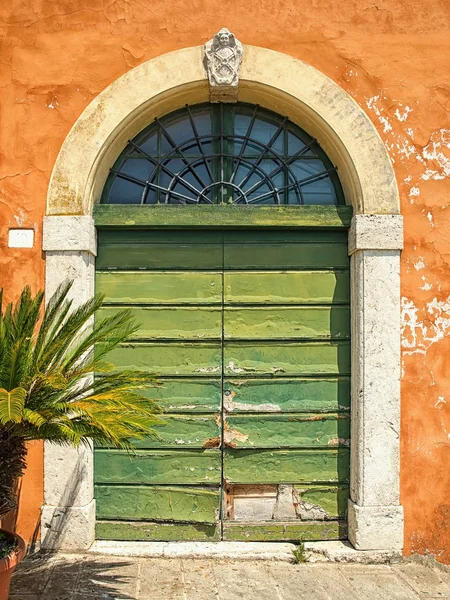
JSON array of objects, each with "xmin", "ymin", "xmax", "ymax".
[{"xmin": 94, "ymin": 227, "xmax": 350, "ymax": 542}]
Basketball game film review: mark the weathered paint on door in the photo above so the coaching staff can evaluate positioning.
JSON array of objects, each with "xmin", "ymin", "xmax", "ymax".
[{"xmin": 94, "ymin": 228, "xmax": 350, "ymax": 541}]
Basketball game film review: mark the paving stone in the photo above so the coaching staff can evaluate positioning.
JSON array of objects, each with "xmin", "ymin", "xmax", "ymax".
[
  {"xmin": 181, "ymin": 559, "xmax": 219, "ymax": 599},
  {"xmin": 76, "ymin": 557, "xmax": 139, "ymax": 599},
  {"xmin": 395, "ymin": 564, "xmax": 450, "ymax": 597},
  {"xmin": 213, "ymin": 561, "xmax": 280, "ymax": 600},
  {"xmin": 139, "ymin": 558, "xmax": 184, "ymax": 600},
  {"xmin": 269, "ymin": 563, "xmax": 354, "ymax": 600},
  {"xmin": 338, "ymin": 564, "xmax": 419, "ymax": 600},
  {"xmin": 10, "ymin": 554, "xmax": 63, "ymax": 596},
  {"xmin": 307, "ymin": 564, "xmax": 365, "ymax": 599},
  {"xmin": 39, "ymin": 556, "xmax": 84, "ymax": 600}
]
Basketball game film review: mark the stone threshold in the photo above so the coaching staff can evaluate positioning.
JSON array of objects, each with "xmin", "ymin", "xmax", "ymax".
[{"xmin": 89, "ymin": 540, "xmax": 402, "ymax": 564}]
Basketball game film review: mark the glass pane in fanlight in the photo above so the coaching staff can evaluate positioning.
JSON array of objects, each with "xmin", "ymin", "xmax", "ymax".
[
  {"xmin": 108, "ymin": 178, "xmax": 145, "ymax": 204},
  {"xmin": 248, "ymin": 182, "xmax": 277, "ymax": 205},
  {"xmin": 119, "ymin": 158, "xmax": 153, "ymax": 182},
  {"xmin": 179, "ymin": 168, "xmax": 205, "ymax": 195},
  {"xmin": 234, "ymin": 114, "xmax": 252, "ymax": 152},
  {"xmin": 138, "ymin": 132, "xmax": 158, "ymax": 156},
  {"xmin": 143, "ymin": 188, "xmax": 158, "ymax": 204},
  {"xmin": 161, "ymin": 114, "xmax": 197, "ymax": 154},
  {"xmin": 290, "ymin": 159, "xmax": 326, "ymax": 182},
  {"xmin": 246, "ymin": 117, "xmax": 284, "ymax": 154},
  {"xmin": 193, "ymin": 111, "xmax": 213, "ymax": 137},
  {"xmin": 301, "ymin": 177, "xmax": 337, "ymax": 205},
  {"xmin": 287, "ymin": 131, "xmax": 314, "ymax": 156}
]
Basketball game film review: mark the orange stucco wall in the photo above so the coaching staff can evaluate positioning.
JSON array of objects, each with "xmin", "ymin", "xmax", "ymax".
[{"xmin": 1, "ymin": 0, "xmax": 450, "ymax": 559}]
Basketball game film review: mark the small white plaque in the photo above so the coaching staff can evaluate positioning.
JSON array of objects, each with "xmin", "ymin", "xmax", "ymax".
[{"xmin": 8, "ymin": 229, "xmax": 34, "ymax": 248}]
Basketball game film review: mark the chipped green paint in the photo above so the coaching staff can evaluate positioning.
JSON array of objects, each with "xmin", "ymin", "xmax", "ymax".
[
  {"xmin": 142, "ymin": 379, "xmax": 221, "ymax": 413},
  {"xmin": 130, "ymin": 415, "xmax": 220, "ymax": 448},
  {"xmin": 99, "ymin": 306, "xmax": 222, "ymax": 340},
  {"xmin": 96, "ymin": 271, "xmax": 223, "ymax": 305},
  {"xmin": 224, "ymin": 414, "xmax": 350, "ymax": 448},
  {"xmin": 224, "ymin": 341, "xmax": 350, "ymax": 376},
  {"xmin": 96, "ymin": 520, "xmax": 220, "ymax": 541},
  {"xmin": 296, "ymin": 485, "xmax": 349, "ymax": 518},
  {"xmin": 95, "ymin": 485, "xmax": 220, "ymax": 524},
  {"xmin": 224, "ymin": 270, "xmax": 350, "ymax": 305},
  {"xmin": 93, "ymin": 204, "xmax": 353, "ymax": 229},
  {"xmin": 223, "ymin": 378, "xmax": 350, "ymax": 413},
  {"xmin": 107, "ymin": 343, "xmax": 221, "ymax": 376},
  {"xmin": 95, "ymin": 449, "xmax": 221, "ymax": 485},
  {"xmin": 224, "ymin": 449, "xmax": 350, "ymax": 484},
  {"xmin": 223, "ymin": 520, "xmax": 347, "ymax": 541},
  {"xmin": 224, "ymin": 306, "xmax": 350, "ymax": 340}
]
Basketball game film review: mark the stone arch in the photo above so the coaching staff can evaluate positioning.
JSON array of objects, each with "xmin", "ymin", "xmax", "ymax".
[
  {"xmin": 42, "ymin": 43, "xmax": 404, "ymax": 554},
  {"xmin": 46, "ymin": 45, "xmax": 399, "ymax": 216}
]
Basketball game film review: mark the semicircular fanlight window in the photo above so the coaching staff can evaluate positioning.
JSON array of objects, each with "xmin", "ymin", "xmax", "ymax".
[{"xmin": 102, "ymin": 103, "xmax": 344, "ymax": 205}]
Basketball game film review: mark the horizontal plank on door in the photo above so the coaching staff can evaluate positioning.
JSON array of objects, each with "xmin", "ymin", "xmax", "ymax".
[
  {"xmin": 224, "ymin": 243, "xmax": 349, "ymax": 270},
  {"xmin": 96, "ymin": 520, "xmax": 220, "ymax": 541},
  {"xmin": 224, "ymin": 413, "xmax": 350, "ymax": 448},
  {"xmin": 96, "ymin": 271, "xmax": 223, "ymax": 305},
  {"xmin": 223, "ymin": 448, "xmax": 350, "ymax": 484},
  {"xmin": 131, "ymin": 415, "xmax": 220, "ymax": 448},
  {"xmin": 142, "ymin": 379, "xmax": 221, "ymax": 413},
  {"xmin": 224, "ymin": 270, "xmax": 349, "ymax": 305},
  {"xmin": 97, "ymin": 243, "xmax": 223, "ymax": 270},
  {"xmin": 223, "ymin": 230, "xmax": 348, "ymax": 244},
  {"xmin": 95, "ymin": 485, "xmax": 220, "ymax": 524},
  {"xmin": 224, "ymin": 341, "xmax": 350, "ymax": 376},
  {"xmin": 223, "ymin": 378, "xmax": 350, "ymax": 413},
  {"xmin": 107, "ymin": 343, "xmax": 222, "ymax": 376},
  {"xmin": 224, "ymin": 306, "xmax": 350, "ymax": 340},
  {"xmin": 99, "ymin": 306, "xmax": 222, "ymax": 340},
  {"xmin": 98, "ymin": 230, "xmax": 223, "ymax": 244},
  {"xmin": 223, "ymin": 520, "xmax": 347, "ymax": 541},
  {"xmin": 94, "ymin": 449, "xmax": 221, "ymax": 484}
]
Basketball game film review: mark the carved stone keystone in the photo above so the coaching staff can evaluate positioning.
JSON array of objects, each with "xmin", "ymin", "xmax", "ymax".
[{"xmin": 204, "ymin": 28, "xmax": 243, "ymax": 103}]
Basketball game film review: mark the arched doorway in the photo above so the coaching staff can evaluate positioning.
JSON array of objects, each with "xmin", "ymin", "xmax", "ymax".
[{"xmin": 42, "ymin": 44, "xmax": 403, "ymax": 553}]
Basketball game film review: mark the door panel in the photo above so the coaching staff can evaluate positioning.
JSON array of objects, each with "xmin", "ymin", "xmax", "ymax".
[
  {"xmin": 223, "ymin": 378, "xmax": 350, "ymax": 413},
  {"xmin": 223, "ymin": 448, "xmax": 350, "ymax": 483},
  {"xmin": 99, "ymin": 306, "xmax": 222, "ymax": 340},
  {"xmin": 96, "ymin": 271, "xmax": 223, "ymax": 305},
  {"xmin": 223, "ymin": 341, "xmax": 350, "ymax": 376},
  {"xmin": 95, "ymin": 449, "xmax": 221, "ymax": 484},
  {"xmin": 224, "ymin": 271, "xmax": 349, "ymax": 304},
  {"xmin": 96, "ymin": 485, "xmax": 220, "ymax": 523},
  {"xmin": 223, "ymin": 306, "xmax": 350, "ymax": 339},
  {"xmin": 224, "ymin": 413, "xmax": 350, "ymax": 448},
  {"xmin": 108, "ymin": 343, "xmax": 222, "ymax": 375}
]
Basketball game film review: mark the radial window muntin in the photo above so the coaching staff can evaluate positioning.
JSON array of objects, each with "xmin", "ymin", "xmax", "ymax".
[{"xmin": 102, "ymin": 103, "xmax": 345, "ymax": 205}]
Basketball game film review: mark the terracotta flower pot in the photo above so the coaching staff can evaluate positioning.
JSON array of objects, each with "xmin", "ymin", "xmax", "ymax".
[{"xmin": 0, "ymin": 530, "xmax": 26, "ymax": 600}]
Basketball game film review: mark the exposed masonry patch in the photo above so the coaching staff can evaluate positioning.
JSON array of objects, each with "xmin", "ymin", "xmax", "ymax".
[
  {"xmin": 401, "ymin": 296, "xmax": 450, "ymax": 354},
  {"xmin": 365, "ymin": 96, "xmax": 450, "ymax": 182}
]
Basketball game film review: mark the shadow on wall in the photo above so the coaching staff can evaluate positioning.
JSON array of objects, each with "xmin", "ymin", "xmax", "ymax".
[
  {"xmin": 10, "ymin": 554, "xmax": 137, "ymax": 599},
  {"xmin": 40, "ymin": 444, "xmax": 92, "ymax": 551}
]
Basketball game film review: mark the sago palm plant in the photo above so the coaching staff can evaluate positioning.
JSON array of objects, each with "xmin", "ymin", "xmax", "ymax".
[{"xmin": 0, "ymin": 281, "xmax": 160, "ymax": 518}]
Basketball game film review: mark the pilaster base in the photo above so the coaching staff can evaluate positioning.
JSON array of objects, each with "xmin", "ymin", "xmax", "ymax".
[
  {"xmin": 348, "ymin": 500, "xmax": 404, "ymax": 551},
  {"xmin": 41, "ymin": 500, "xmax": 96, "ymax": 551}
]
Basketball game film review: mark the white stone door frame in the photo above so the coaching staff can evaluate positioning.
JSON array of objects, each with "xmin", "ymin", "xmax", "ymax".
[{"xmin": 41, "ymin": 44, "xmax": 404, "ymax": 552}]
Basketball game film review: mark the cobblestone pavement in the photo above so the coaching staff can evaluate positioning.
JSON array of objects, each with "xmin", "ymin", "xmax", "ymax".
[{"xmin": 10, "ymin": 553, "xmax": 450, "ymax": 600}]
